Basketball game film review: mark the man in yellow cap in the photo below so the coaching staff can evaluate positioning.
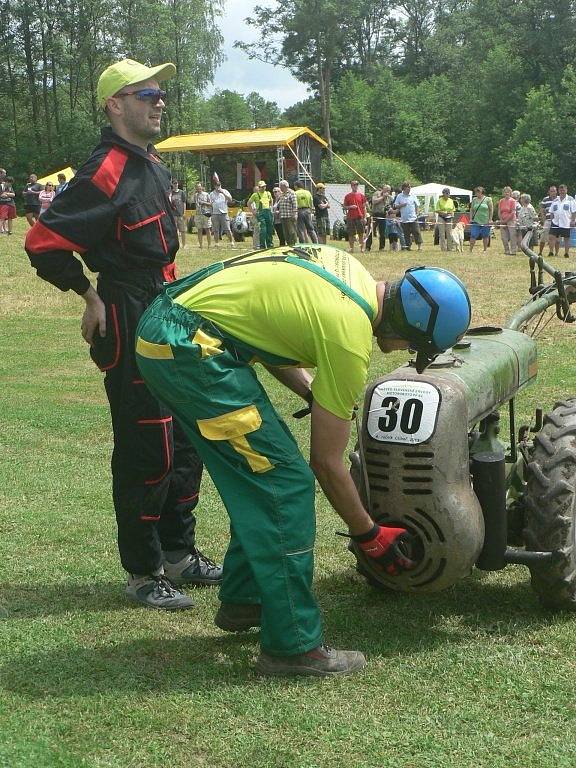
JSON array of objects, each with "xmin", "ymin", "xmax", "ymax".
[
  {"xmin": 248, "ymin": 180, "xmax": 274, "ymax": 248},
  {"xmin": 26, "ymin": 59, "xmax": 222, "ymax": 609}
]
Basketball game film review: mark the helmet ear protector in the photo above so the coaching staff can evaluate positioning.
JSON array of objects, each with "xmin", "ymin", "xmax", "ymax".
[{"xmin": 375, "ymin": 266, "xmax": 471, "ymax": 373}]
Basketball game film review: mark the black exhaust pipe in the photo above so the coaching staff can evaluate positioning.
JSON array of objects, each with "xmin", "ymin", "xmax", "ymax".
[{"xmin": 471, "ymin": 450, "xmax": 507, "ymax": 570}]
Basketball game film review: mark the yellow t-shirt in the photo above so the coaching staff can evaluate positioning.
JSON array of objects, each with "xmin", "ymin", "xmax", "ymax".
[
  {"xmin": 436, "ymin": 196, "xmax": 456, "ymax": 215},
  {"xmin": 295, "ymin": 189, "xmax": 313, "ymax": 208},
  {"xmin": 175, "ymin": 245, "xmax": 378, "ymax": 419},
  {"xmin": 248, "ymin": 190, "xmax": 272, "ymax": 210}
]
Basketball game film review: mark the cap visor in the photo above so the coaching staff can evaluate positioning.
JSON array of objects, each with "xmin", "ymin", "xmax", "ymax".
[
  {"xmin": 127, "ymin": 62, "xmax": 176, "ymax": 88},
  {"xmin": 147, "ymin": 62, "xmax": 176, "ymax": 82}
]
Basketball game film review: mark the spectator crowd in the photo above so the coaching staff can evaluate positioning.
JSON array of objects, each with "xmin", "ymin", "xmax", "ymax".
[
  {"xmin": 179, "ymin": 175, "xmax": 575, "ymax": 259},
  {"xmin": 4, "ymin": 163, "xmax": 575, "ymax": 258},
  {"xmin": 0, "ymin": 167, "xmax": 69, "ymax": 234}
]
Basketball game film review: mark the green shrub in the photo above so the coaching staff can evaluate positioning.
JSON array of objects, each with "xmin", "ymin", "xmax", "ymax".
[{"xmin": 321, "ymin": 151, "xmax": 418, "ymax": 190}]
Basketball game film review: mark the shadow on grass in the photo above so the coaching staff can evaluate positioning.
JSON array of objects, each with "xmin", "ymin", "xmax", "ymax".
[
  {"xmin": 1, "ymin": 632, "xmax": 263, "ymax": 696},
  {"xmin": 0, "ymin": 581, "xmax": 131, "ymax": 619},
  {"xmin": 315, "ymin": 567, "xmax": 574, "ymax": 653},
  {"xmin": 2, "ymin": 567, "xmax": 573, "ymax": 698}
]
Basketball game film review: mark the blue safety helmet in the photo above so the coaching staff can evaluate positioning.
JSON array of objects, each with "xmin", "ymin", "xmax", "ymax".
[{"xmin": 378, "ymin": 266, "xmax": 471, "ymax": 373}]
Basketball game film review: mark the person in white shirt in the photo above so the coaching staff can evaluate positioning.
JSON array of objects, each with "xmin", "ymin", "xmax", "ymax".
[
  {"xmin": 516, "ymin": 193, "xmax": 538, "ymax": 249},
  {"xmin": 193, "ymin": 182, "xmax": 212, "ymax": 249},
  {"xmin": 394, "ymin": 181, "xmax": 422, "ymax": 251},
  {"xmin": 209, "ymin": 183, "xmax": 236, "ymax": 248},
  {"xmin": 549, "ymin": 184, "xmax": 576, "ymax": 258}
]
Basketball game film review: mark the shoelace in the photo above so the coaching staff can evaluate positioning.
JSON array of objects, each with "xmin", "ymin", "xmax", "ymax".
[
  {"xmin": 194, "ymin": 550, "xmax": 220, "ymax": 572},
  {"xmin": 306, "ymin": 644, "xmax": 333, "ymax": 659},
  {"xmin": 153, "ymin": 574, "xmax": 178, "ymax": 597}
]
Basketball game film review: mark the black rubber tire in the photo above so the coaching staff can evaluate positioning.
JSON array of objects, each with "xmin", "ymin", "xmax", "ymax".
[{"xmin": 524, "ymin": 398, "xmax": 576, "ymax": 609}]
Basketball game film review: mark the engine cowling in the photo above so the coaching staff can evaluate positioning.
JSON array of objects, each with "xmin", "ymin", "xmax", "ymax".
[{"xmin": 350, "ymin": 327, "xmax": 537, "ymax": 592}]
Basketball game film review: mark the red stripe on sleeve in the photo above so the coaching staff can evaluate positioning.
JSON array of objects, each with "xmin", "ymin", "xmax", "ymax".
[
  {"xmin": 91, "ymin": 147, "xmax": 129, "ymax": 198},
  {"xmin": 25, "ymin": 220, "xmax": 87, "ymax": 254}
]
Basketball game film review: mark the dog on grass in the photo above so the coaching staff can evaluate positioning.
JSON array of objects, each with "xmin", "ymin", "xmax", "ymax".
[{"xmin": 451, "ymin": 221, "xmax": 465, "ymax": 252}]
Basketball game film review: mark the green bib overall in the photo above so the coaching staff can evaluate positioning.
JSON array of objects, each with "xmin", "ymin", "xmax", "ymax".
[{"xmin": 135, "ymin": 247, "xmax": 372, "ymax": 655}]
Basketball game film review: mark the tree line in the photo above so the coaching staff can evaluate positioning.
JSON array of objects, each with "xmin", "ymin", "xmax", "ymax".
[
  {"xmin": 2, "ymin": 0, "xmax": 576, "ymax": 194},
  {"xmin": 247, "ymin": 0, "xmax": 576, "ymax": 191},
  {"xmin": 0, "ymin": 0, "xmax": 224, "ymax": 177}
]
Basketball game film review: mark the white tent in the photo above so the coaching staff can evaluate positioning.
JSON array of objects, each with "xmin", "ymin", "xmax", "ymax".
[{"xmin": 410, "ymin": 182, "xmax": 472, "ymax": 214}]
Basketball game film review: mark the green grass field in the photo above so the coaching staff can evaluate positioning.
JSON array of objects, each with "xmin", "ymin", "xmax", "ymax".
[{"xmin": 2, "ymin": 219, "xmax": 576, "ymax": 768}]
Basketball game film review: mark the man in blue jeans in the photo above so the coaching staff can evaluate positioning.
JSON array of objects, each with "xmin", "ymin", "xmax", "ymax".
[{"xmin": 394, "ymin": 181, "xmax": 422, "ymax": 250}]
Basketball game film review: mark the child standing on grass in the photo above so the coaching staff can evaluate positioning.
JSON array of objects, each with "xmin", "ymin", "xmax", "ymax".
[
  {"xmin": 362, "ymin": 213, "xmax": 373, "ymax": 252},
  {"xmin": 384, "ymin": 208, "xmax": 403, "ymax": 251}
]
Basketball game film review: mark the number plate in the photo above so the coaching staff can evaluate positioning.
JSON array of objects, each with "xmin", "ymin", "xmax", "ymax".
[{"xmin": 366, "ymin": 380, "xmax": 441, "ymax": 444}]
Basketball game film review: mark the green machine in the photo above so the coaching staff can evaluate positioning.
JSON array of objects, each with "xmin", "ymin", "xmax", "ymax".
[{"xmin": 350, "ymin": 232, "xmax": 576, "ymax": 609}]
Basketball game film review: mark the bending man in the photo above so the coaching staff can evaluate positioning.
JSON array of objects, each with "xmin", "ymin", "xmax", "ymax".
[{"xmin": 135, "ymin": 244, "xmax": 471, "ymax": 675}]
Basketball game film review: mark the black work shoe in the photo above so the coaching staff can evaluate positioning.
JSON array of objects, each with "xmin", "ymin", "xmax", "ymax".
[
  {"xmin": 126, "ymin": 574, "xmax": 194, "ymax": 610},
  {"xmin": 215, "ymin": 603, "xmax": 262, "ymax": 632},
  {"xmin": 163, "ymin": 549, "xmax": 223, "ymax": 586},
  {"xmin": 255, "ymin": 644, "xmax": 366, "ymax": 677}
]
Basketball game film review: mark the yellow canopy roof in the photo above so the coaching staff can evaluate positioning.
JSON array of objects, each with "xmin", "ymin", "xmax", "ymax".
[
  {"xmin": 38, "ymin": 167, "xmax": 75, "ymax": 185},
  {"xmin": 156, "ymin": 126, "xmax": 327, "ymax": 154}
]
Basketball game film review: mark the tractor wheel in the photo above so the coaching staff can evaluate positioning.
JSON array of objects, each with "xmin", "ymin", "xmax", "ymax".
[{"xmin": 523, "ymin": 398, "xmax": 576, "ymax": 609}]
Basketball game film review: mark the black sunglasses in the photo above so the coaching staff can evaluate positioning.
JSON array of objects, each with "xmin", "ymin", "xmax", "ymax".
[{"xmin": 116, "ymin": 88, "xmax": 167, "ymax": 103}]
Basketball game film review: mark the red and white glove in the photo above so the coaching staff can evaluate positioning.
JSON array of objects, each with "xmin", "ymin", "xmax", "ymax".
[{"xmin": 352, "ymin": 524, "xmax": 416, "ymax": 575}]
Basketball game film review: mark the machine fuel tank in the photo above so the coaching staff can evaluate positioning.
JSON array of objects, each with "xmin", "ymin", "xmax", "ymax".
[{"xmin": 375, "ymin": 327, "xmax": 537, "ymax": 428}]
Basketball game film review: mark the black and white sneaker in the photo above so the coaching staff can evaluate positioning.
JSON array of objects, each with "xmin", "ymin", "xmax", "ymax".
[
  {"xmin": 164, "ymin": 549, "xmax": 223, "ymax": 586},
  {"xmin": 126, "ymin": 573, "xmax": 194, "ymax": 610}
]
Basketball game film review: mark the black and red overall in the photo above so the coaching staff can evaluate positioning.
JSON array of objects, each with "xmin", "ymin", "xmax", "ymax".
[{"xmin": 25, "ymin": 127, "xmax": 203, "ymax": 575}]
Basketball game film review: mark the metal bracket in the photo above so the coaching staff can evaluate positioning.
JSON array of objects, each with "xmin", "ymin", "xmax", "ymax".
[{"xmin": 503, "ymin": 547, "xmax": 560, "ymax": 566}]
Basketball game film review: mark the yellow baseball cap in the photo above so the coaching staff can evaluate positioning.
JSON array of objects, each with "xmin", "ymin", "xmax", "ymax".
[
  {"xmin": 257, "ymin": 180, "xmax": 267, "ymax": 187},
  {"xmin": 316, "ymin": 182, "xmax": 325, "ymax": 188},
  {"xmin": 97, "ymin": 59, "xmax": 176, "ymax": 108}
]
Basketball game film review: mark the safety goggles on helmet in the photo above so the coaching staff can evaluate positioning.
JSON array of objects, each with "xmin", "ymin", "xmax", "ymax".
[{"xmin": 377, "ymin": 266, "xmax": 471, "ymax": 373}]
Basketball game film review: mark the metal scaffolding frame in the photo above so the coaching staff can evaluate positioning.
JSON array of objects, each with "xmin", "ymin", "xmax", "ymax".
[
  {"xmin": 276, "ymin": 146, "xmax": 284, "ymax": 184},
  {"xmin": 295, "ymin": 135, "xmax": 313, "ymax": 189}
]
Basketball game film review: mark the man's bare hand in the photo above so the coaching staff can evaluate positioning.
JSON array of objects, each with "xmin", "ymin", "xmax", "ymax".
[{"xmin": 81, "ymin": 286, "xmax": 106, "ymax": 345}]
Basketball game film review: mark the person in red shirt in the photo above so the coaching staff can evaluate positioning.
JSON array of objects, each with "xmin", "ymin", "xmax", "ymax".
[{"xmin": 343, "ymin": 180, "xmax": 367, "ymax": 253}]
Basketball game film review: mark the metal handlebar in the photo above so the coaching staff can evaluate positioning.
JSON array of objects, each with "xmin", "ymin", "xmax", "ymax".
[{"xmin": 505, "ymin": 230, "xmax": 576, "ymax": 330}]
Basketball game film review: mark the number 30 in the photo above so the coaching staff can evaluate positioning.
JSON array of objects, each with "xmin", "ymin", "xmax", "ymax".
[{"xmin": 378, "ymin": 397, "xmax": 423, "ymax": 435}]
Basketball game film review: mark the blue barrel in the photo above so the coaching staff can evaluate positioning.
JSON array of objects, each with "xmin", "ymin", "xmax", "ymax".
[{"xmin": 570, "ymin": 228, "xmax": 576, "ymax": 247}]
